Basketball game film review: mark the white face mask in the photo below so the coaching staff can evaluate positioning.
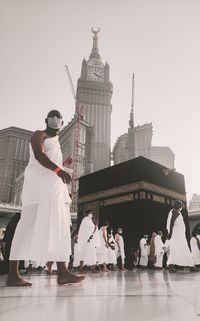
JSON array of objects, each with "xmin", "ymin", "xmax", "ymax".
[{"xmin": 47, "ymin": 116, "xmax": 63, "ymax": 129}]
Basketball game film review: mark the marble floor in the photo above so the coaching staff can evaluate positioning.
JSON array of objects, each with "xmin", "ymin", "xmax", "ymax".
[{"xmin": 1, "ymin": 269, "xmax": 200, "ymax": 321}]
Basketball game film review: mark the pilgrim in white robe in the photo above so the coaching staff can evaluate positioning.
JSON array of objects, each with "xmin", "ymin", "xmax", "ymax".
[
  {"xmin": 166, "ymin": 210, "xmax": 194, "ymax": 267},
  {"xmin": 115, "ymin": 233, "xmax": 125, "ymax": 265},
  {"xmin": 77, "ymin": 216, "xmax": 96, "ymax": 266},
  {"xmin": 107, "ymin": 234, "xmax": 117, "ymax": 265},
  {"xmin": 96, "ymin": 227, "xmax": 108, "ymax": 264},
  {"xmin": 190, "ymin": 236, "xmax": 200, "ymax": 265},
  {"xmin": 139, "ymin": 238, "xmax": 148, "ymax": 267},
  {"xmin": 10, "ymin": 136, "xmax": 72, "ymax": 262},
  {"xmin": 154, "ymin": 235, "xmax": 164, "ymax": 268}
]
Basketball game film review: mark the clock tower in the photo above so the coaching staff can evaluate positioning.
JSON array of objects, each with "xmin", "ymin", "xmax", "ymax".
[{"xmin": 76, "ymin": 28, "xmax": 113, "ymax": 172}]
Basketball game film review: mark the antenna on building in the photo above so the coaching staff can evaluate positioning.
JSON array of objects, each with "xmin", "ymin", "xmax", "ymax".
[
  {"xmin": 64, "ymin": 65, "xmax": 84, "ymax": 211},
  {"xmin": 129, "ymin": 73, "xmax": 134, "ymax": 128},
  {"xmin": 128, "ymin": 73, "xmax": 136, "ymax": 159}
]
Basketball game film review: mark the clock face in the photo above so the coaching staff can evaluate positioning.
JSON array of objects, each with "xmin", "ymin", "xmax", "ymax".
[{"xmin": 87, "ymin": 67, "xmax": 104, "ymax": 81}]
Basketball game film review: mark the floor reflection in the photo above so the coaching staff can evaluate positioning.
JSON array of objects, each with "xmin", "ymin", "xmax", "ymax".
[{"xmin": 1, "ymin": 270, "xmax": 200, "ymax": 321}]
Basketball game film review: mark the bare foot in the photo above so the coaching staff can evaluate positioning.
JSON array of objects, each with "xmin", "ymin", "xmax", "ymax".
[
  {"xmin": 47, "ymin": 270, "xmax": 53, "ymax": 275},
  {"xmin": 169, "ymin": 268, "xmax": 178, "ymax": 273},
  {"xmin": 47, "ymin": 269, "xmax": 58, "ymax": 276},
  {"xmin": 52, "ymin": 270, "xmax": 58, "ymax": 275},
  {"xmin": 102, "ymin": 268, "xmax": 110, "ymax": 272},
  {"xmin": 57, "ymin": 271, "xmax": 85, "ymax": 285},
  {"xmin": 78, "ymin": 270, "xmax": 86, "ymax": 274},
  {"xmin": 6, "ymin": 276, "xmax": 32, "ymax": 287},
  {"xmin": 46, "ymin": 262, "xmax": 53, "ymax": 275}
]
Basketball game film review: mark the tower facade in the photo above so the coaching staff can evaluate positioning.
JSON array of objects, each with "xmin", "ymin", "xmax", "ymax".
[{"xmin": 76, "ymin": 28, "xmax": 113, "ymax": 171}]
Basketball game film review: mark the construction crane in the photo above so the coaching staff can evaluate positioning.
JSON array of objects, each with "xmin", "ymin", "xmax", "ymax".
[{"xmin": 64, "ymin": 65, "xmax": 84, "ymax": 210}]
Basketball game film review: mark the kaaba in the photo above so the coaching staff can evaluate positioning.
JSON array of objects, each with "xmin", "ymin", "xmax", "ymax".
[{"xmin": 77, "ymin": 156, "xmax": 189, "ymax": 268}]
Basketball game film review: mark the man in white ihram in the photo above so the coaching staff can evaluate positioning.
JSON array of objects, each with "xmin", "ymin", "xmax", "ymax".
[
  {"xmin": 6, "ymin": 110, "xmax": 85, "ymax": 286},
  {"xmin": 115, "ymin": 228, "xmax": 126, "ymax": 271},
  {"xmin": 154, "ymin": 231, "xmax": 164, "ymax": 269},
  {"xmin": 167, "ymin": 200, "xmax": 194, "ymax": 273},
  {"xmin": 77, "ymin": 210, "xmax": 98, "ymax": 273},
  {"xmin": 139, "ymin": 235, "xmax": 149, "ymax": 269}
]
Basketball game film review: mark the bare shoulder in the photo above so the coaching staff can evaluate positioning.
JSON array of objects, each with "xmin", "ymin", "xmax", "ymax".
[
  {"xmin": 32, "ymin": 130, "xmax": 46, "ymax": 138},
  {"xmin": 31, "ymin": 130, "xmax": 46, "ymax": 142}
]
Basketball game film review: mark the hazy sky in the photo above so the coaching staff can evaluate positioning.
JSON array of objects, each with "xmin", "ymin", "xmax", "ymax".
[{"xmin": 1, "ymin": 0, "xmax": 200, "ymax": 200}]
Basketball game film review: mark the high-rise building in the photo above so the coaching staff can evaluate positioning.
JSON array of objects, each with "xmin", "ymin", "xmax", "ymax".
[
  {"xmin": 135, "ymin": 123, "xmax": 153, "ymax": 159},
  {"xmin": 189, "ymin": 194, "xmax": 200, "ymax": 211},
  {"xmin": 113, "ymin": 123, "xmax": 153, "ymax": 165},
  {"xmin": 113, "ymin": 123, "xmax": 175, "ymax": 169},
  {"xmin": 0, "ymin": 127, "xmax": 33, "ymax": 203},
  {"xmin": 151, "ymin": 146, "xmax": 175, "ymax": 169},
  {"xmin": 112, "ymin": 133, "xmax": 129, "ymax": 164},
  {"xmin": 188, "ymin": 194, "xmax": 200, "ymax": 233},
  {"xmin": 59, "ymin": 117, "xmax": 94, "ymax": 177},
  {"xmin": 76, "ymin": 28, "xmax": 113, "ymax": 171}
]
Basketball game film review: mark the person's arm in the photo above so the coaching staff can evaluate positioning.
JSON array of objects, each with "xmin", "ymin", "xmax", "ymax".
[
  {"xmin": 115, "ymin": 234, "xmax": 120, "ymax": 250},
  {"xmin": 102, "ymin": 226, "xmax": 108, "ymax": 245},
  {"xmin": 167, "ymin": 209, "xmax": 180, "ymax": 240},
  {"xmin": 88, "ymin": 225, "xmax": 97, "ymax": 242},
  {"xmin": 31, "ymin": 131, "xmax": 71, "ymax": 184}
]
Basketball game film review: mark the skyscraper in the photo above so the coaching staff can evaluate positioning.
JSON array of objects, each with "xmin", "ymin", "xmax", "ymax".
[
  {"xmin": 113, "ymin": 123, "xmax": 175, "ymax": 169},
  {"xmin": 0, "ymin": 127, "xmax": 32, "ymax": 203},
  {"xmin": 76, "ymin": 28, "xmax": 113, "ymax": 171}
]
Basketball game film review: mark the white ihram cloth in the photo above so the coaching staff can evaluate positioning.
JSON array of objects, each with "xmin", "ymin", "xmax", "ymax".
[
  {"xmin": 73, "ymin": 243, "xmax": 81, "ymax": 267},
  {"xmin": 154, "ymin": 235, "xmax": 164, "ymax": 268},
  {"xmin": 139, "ymin": 238, "xmax": 148, "ymax": 266},
  {"xmin": 115, "ymin": 233, "xmax": 125, "ymax": 264},
  {"xmin": 77, "ymin": 216, "xmax": 96, "ymax": 266},
  {"xmin": 190, "ymin": 237, "xmax": 200, "ymax": 265},
  {"xmin": 166, "ymin": 210, "xmax": 194, "ymax": 267},
  {"xmin": 96, "ymin": 227, "xmax": 108, "ymax": 264},
  {"xmin": 107, "ymin": 234, "xmax": 117, "ymax": 264},
  {"xmin": 10, "ymin": 136, "xmax": 72, "ymax": 262}
]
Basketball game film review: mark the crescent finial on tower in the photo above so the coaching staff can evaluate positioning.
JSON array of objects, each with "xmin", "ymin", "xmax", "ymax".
[{"xmin": 91, "ymin": 27, "xmax": 100, "ymax": 35}]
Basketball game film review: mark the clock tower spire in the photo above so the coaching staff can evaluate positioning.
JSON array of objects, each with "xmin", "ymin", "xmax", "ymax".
[{"xmin": 89, "ymin": 27, "xmax": 101, "ymax": 60}]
